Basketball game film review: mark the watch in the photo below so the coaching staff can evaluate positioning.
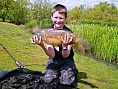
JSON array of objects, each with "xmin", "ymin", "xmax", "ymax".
[{"xmin": 62, "ymin": 47, "xmax": 67, "ymax": 50}]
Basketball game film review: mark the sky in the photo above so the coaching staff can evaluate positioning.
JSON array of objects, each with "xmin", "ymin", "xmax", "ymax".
[{"xmin": 51, "ymin": 0, "xmax": 118, "ymax": 10}]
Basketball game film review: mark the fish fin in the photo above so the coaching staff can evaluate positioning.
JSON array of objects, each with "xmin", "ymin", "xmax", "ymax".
[
  {"xmin": 54, "ymin": 46, "xmax": 59, "ymax": 51},
  {"xmin": 73, "ymin": 44, "xmax": 79, "ymax": 53},
  {"xmin": 73, "ymin": 43, "xmax": 85, "ymax": 55},
  {"xmin": 78, "ymin": 43, "xmax": 85, "ymax": 56},
  {"xmin": 30, "ymin": 37, "xmax": 35, "ymax": 43}
]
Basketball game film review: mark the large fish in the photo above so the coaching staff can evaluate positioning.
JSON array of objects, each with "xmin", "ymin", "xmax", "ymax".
[{"xmin": 30, "ymin": 28, "xmax": 88, "ymax": 56}]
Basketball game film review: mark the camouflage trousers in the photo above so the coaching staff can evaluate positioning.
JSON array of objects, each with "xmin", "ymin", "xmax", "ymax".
[{"xmin": 43, "ymin": 58, "xmax": 78, "ymax": 86}]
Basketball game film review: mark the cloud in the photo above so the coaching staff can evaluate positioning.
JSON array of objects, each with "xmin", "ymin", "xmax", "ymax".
[{"xmin": 66, "ymin": 0, "xmax": 70, "ymax": 3}]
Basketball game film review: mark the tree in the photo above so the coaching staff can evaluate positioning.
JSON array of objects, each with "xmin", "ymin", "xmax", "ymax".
[
  {"xmin": 81, "ymin": 2, "xmax": 118, "ymax": 21},
  {"xmin": 68, "ymin": 5, "xmax": 85, "ymax": 23},
  {"xmin": 67, "ymin": 2, "xmax": 118, "ymax": 22},
  {"xmin": 7, "ymin": 0, "xmax": 29, "ymax": 24},
  {"xmin": 0, "ymin": 0, "xmax": 13, "ymax": 22},
  {"xmin": 28, "ymin": 0, "xmax": 52, "ymax": 28},
  {"xmin": 93, "ymin": 2, "xmax": 117, "ymax": 21}
]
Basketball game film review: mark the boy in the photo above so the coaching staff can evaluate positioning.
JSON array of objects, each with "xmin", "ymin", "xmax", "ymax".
[{"xmin": 32, "ymin": 4, "xmax": 78, "ymax": 88}]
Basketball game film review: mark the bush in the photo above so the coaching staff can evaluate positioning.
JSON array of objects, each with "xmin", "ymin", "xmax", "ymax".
[{"xmin": 25, "ymin": 20, "xmax": 38, "ymax": 28}]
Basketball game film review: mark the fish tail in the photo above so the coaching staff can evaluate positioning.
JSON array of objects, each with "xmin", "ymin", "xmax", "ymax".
[
  {"xmin": 78, "ymin": 43, "xmax": 85, "ymax": 56},
  {"xmin": 75, "ymin": 38, "xmax": 85, "ymax": 55}
]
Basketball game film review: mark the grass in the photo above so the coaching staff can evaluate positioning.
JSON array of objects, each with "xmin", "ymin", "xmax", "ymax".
[{"xmin": 0, "ymin": 22, "xmax": 118, "ymax": 89}]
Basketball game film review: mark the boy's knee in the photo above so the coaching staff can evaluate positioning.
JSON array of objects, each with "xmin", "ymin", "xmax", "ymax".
[
  {"xmin": 43, "ymin": 69, "xmax": 58, "ymax": 83},
  {"xmin": 59, "ymin": 69, "xmax": 76, "ymax": 85}
]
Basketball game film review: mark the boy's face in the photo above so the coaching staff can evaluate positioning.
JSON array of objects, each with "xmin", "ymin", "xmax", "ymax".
[{"xmin": 51, "ymin": 11, "xmax": 66, "ymax": 29}]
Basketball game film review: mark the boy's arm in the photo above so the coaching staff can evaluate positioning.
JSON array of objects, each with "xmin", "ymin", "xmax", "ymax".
[
  {"xmin": 31, "ymin": 35, "xmax": 55, "ymax": 58},
  {"xmin": 41, "ymin": 44, "xmax": 55, "ymax": 58},
  {"xmin": 62, "ymin": 45, "xmax": 72, "ymax": 58}
]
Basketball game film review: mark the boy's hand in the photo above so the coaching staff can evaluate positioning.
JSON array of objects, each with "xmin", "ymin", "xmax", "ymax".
[
  {"xmin": 61, "ymin": 34, "xmax": 72, "ymax": 49},
  {"xmin": 31, "ymin": 35, "xmax": 44, "ymax": 46}
]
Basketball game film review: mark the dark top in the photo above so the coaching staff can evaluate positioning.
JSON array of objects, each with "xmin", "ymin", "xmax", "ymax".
[{"xmin": 48, "ymin": 24, "xmax": 74, "ymax": 61}]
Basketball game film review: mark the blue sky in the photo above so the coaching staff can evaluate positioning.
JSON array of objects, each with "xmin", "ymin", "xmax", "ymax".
[{"xmin": 51, "ymin": 0, "xmax": 118, "ymax": 10}]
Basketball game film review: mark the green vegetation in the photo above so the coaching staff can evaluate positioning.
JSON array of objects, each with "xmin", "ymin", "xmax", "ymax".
[
  {"xmin": 68, "ymin": 2, "xmax": 118, "ymax": 22},
  {"xmin": 0, "ymin": 22, "xmax": 118, "ymax": 89},
  {"xmin": 68, "ymin": 23, "xmax": 118, "ymax": 62},
  {"xmin": 0, "ymin": 22, "xmax": 47, "ymax": 71},
  {"xmin": 0, "ymin": 0, "xmax": 52, "ymax": 27},
  {"xmin": 0, "ymin": 0, "xmax": 118, "ymax": 27}
]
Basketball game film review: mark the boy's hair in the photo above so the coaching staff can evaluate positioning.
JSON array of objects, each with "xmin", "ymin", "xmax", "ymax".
[{"xmin": 52, "ymin": 4, "xmax": 67, "ymax": 18}]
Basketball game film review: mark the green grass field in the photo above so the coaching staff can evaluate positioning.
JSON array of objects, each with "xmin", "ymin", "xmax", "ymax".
[{"xmin": 0, "ymin": 22, "xmax": 118, "ymax": 89}]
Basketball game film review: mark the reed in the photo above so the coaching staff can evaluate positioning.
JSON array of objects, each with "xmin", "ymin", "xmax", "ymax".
[{"xmin": 68, "ymin": 23, "xmax": 118, "ymax": 62}]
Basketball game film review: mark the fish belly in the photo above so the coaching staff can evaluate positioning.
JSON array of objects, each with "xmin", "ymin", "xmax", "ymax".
[{"xmin": 44, "ymin": 37, "xmax": 62, "ymax": 45}]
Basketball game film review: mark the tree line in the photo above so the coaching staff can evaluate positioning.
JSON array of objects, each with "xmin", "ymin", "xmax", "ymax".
[
  {"xmin": 0, "ymin": 0, "xmax": 118, "ymax": 28},
  {"xmin": 68, "ymin": 2, "xmax": 118, "ymax": 23}
]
